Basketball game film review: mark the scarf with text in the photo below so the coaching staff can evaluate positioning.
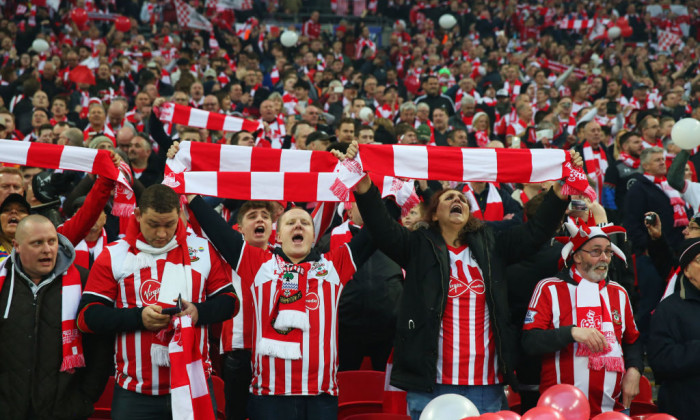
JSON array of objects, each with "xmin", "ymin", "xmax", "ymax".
[
  {"xmin": 0, "ymin": 140, "xmax": 134, "ymax": 216},
  {"xmin": 644, "ymin": 173, "xmax": 689, "ymax": 227},
  {"xmin": 571, "ymin": 267, "xmax": 625, "ymax": 373},
  {"xmin": 169, "ymin": 315, "xmax": 215, "ymax": 420},
  {"xmin": 0, "ymin": 259, "xmax": 85, "ymax": 372},
  {"xmin": 582, "ymin": 141, "xmax": 608, "ymax": 201},
  {"xmin": 257, "ymin": 256, "xmax": 310, "ymax": 360},
  {"xmin": 124, "ymin": 216, "xmax": 192, "ymax": 366}
]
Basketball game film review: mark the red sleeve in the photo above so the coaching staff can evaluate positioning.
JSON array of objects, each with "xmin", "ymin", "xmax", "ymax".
[
  {"xmin": 523, "ymin": 280, "xmax": 554, "ymax": 330},
  {"xmin": 58, "ymin": 176, "xmax": 115, "ymax": 246},
  {"xmin": 205, "ymin": 243, "xmax": 233, "ymax": 297},
  {"xmin": 620, "ymin": 287, "xmax": 640, "ymax": 344},
  {"xmin": 506, "ymin": 124, "xmax": 516, "ymax": 136},
  {"xmin": 328, "ymin": 244, "xmax": 357, "ymax": 286},
  {"xmin": 83, "ymin": 247, "xmax": 119, "ymax": 303}
]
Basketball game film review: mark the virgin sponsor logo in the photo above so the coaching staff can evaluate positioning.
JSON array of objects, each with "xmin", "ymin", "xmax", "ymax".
[
  {"xmin": 140, "ymin": 279, "xmax": 161, "ymax": 305},
  {"xmin": 448, "ymin": 276, "xmax": 485, "ymax": 298},
  {"xmin": 306, "ymin": 292, "xmax": 320, "ymax": 310}
]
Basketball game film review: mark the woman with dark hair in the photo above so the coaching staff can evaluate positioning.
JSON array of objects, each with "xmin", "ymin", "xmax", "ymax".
[{"xmin": 347, "ymin": 142, "xmax": 582, "ymax": 418}]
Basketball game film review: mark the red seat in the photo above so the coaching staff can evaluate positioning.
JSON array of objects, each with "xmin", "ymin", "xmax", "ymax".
[
  {"xmin": 505, "ymin": 385, "xmax": 521, "ymax": 414},
  {"xmin": 91, "ymin": 376, "xmax": 115, "ymax": 419},
  {"xmin": 211, "ymin": 375, "xmax": 226, "ymax": 420},
  {"xmin": 338, "ymin": 370, "xmax": 386, "ymax": 420},
  {"xmin": 630, "ymin": 376, "xmax": 658, "ymax": 415},
  {"xmin": 345, "ymin": 413, "xmax": 411, "ymax": 420}
]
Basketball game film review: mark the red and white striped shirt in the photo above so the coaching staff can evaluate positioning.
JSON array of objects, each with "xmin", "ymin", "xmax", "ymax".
[
  {"xmin": 437, "ymin": 244, "xmax": 500, "ymax": 385},
  {"xmin": 524, "ymin": 277, "xmax": 639, "ymax": 415},
  {"xmin": 235, "ymin": 243, "xmax": 357, "ymax": 396},
  {"xmin": 84, "ymin": 235, "xmax": 232, "ymax": 395}
]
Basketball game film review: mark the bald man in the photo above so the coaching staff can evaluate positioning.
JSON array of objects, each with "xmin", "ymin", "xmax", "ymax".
[{"xmin": 0, "ymin": 215, "xmax": 112, "ymax": 419}]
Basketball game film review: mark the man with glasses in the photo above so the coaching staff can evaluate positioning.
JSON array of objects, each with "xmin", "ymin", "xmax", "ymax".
[{"xmin": 522, "ymin": 223, "xmax": 643, "ymax": 417}]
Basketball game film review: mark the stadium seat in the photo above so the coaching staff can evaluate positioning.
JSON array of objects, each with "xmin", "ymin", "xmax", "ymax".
[
  {"xmin": 338, "ymin": 370, "xmax": 386, "ymax": 420},
  {"xmin": 91, "ymin": 376, "xmax": 115, "ymax": 419},
  {"xmin": 505, "ymin": 385, "xmax": 521, "ymax": 414},
  {"xmin": 630, "ymin": 376, "xmax": 658, "ymax": 415},
  {"xmin": 345, "ymin": 413, "xmax": 411, "ymax": 420},
  {"xmin": 212, "ymin": 375, "xmax": 226, "ymax": 420}
]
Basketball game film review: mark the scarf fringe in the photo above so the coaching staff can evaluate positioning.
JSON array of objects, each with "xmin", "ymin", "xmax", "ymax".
[
  {"xmin": 60, "ymin": 354, "xmax": 86, "ymax": 373},
  {"xmin": 151, "ymin": 343, "xmax": 171, "ymax": 367},
  {"xmin": 274, "ymin": 310, "xmax": 310, "ymax": 331},
  {"xmin": 258, "ymin": 337, "xmax": 302, "ymax": 360},
  {"xmin": 400, "ymin": 193, "xmax": 420, "ymax": 217},
  {"xmin": 330, "ymin": 178, "xmax": 350, "ymax": 201},
  {"xmin": 112, "ymin": 202, "xmax": 135, "ymax": 218},
  {"xmin": 588, "ymin": 356, "xmax": 625, "ymax": 373}
]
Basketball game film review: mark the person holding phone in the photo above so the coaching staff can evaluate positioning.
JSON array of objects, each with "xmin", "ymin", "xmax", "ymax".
[{"xmin": 77, "ymin": 185, "xmax": 238, "ymax": 419}]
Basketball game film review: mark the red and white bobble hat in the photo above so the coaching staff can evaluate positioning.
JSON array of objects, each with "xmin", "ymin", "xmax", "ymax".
[{"xmin": 554, "ymin": 222, "xmax": 627, "ymax": 267}]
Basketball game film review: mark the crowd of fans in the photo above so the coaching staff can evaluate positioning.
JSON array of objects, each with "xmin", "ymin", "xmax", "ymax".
[{"xmin": 2, "ymin": 0, "xmax": 700, "ymax": 419}]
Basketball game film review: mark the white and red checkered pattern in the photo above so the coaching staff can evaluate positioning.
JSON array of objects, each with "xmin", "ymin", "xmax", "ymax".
[
  {"xmin": 174, "ymin": 0, "xmax": 213, "ymax": 32},
  {"xmin": 558, "ymin": 17, "xmax": 596, "ymax": 31},
  {"xmin": 658, "ymin": 29, "xmax": 684, "ymax": 51}
]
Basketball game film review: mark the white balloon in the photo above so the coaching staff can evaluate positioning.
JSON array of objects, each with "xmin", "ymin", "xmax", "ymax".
[
  {"xmin": 439, "ymin": 14, "xmax": 457, "ymax": 29},
  {"xmin": 671, "ymin": 118, "xmax": 700, "ymax": 150},
  {"xmin": 280, "ymin": 31, "xmax": 298, "ymax": 47},
  {"xmin": 607, "ymin": 26, "xmax": 621, "ymax": 40},
  {"xmin": 419, "ymin": 394, "xmax": 479, "ymax": 420},
  {"xmin": 359, "ymin": 106, "xmax": 374, "ymax": 123},
  {"xmin": 32, "ymin": 39, "xmax": 50, "ymax": 53}
]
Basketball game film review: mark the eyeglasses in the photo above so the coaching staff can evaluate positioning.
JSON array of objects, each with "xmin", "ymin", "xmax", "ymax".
[{"xmin": 578, "ymin": 248, "xmax": 613, "ymax": 258}]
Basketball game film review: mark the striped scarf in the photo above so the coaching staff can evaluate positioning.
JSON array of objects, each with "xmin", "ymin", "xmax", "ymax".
[
  {"xmin": 462, "ymin": 183, "xmax": 504, "ymax": 221},
  {"xmin": 582, "ymin": 141, "xmax": 608, "ymax": 200},
  {"xmin": 645, "ymin": 173, "xmax": 689, "ymax": 227},
  {"xmin": 0, "ymin": 258, "xmax": 85, "ymax": 373}
]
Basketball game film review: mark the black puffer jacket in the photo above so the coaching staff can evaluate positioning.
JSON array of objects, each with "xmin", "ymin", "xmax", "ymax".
[
  {"xmin": 0, "ymin": 234, "xmax": 113, "ymax": 419},
  {"xmin": 354, "ymin": 184, "xmax": 568, "ymax": 392}
]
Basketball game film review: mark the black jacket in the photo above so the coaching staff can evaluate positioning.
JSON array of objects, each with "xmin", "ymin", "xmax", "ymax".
[
  {"xmin": 354, "ymin": 184, "xmax": 568, "ymax": 392},
  {"xmin": 0, "ymin": 235, "xmax": 113, "ymax": 419},
  {"xmin": 623, "ymin": 173, "xmax": 689, "ymax": 254},
  {"xmin": 648, "ymin": 276, "xmax": 700, "ymax": 420}
]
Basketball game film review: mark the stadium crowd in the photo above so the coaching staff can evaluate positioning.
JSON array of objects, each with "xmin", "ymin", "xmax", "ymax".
[{"xmin": 2, "ymin": 0, "xmax": 700, "ymax": 419}]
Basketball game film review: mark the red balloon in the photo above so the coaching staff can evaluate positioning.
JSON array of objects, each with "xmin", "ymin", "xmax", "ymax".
[
  {"xmin": 479, "ymin": 414, "xmax": 505, "ymax": 420},
  {"xmin": 591, "ymin": 411, "xmax": 631, "ymax": 419},
  {"xmin": 115, "ymin": 16, "xmax": 131, "ymax": 32},
  {"xmin": 620, "ymin": 26, "xmax": 633, "ymax": 37},
  {"xmin": 646, "ymin": 415, "xmax": 679, "ymax": 420},
  {"xmin": 521, "ymin": 407, "xmax": 565, "ymax": 420},
  {"xmin": 70, "ymin": 8, "xmax": 88, "ymax": 27},
  {"xmin": 496, "ymin": 411, "xmax": 522, "ymax": 420},
  {"xmin": 537, "ymin": 384, "xmax": 590, "ymax": 420}
]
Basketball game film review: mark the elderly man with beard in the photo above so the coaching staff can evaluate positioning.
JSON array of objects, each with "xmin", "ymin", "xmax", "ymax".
[{"xmin": 522, "ymin": 223, "xmax": 643, "ymax": 417}]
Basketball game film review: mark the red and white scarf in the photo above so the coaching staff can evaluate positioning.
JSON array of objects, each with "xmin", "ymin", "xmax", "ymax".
[
  {"xmin": 330, "ymin": 220, "xmax": 357, "ymax": 250},
  {"xmin": 123, "ymin": 216, "xmax": 192, "ymax": 366},
  {"xmin": 475, "ymin": 130, "xmax": 490, "ymax": 148},
  {"xmin": 582, "ymin": 141, "xmax": 608, "ymax": 200},
  {"xmin": 617, "ymin": 152, "xmax": 640, "ymax": 169},
  {"xmin": 156, "ymin": 102, "xmax": 263, "ymax": 133},
  {"xmin": 169, "ymin": 315, "xmax": 215, "ymax": 420},
  {"xmin": 645, "ymin": 173, "xmax": 689, "ymax": 227},
  {"xmin": 0, "ymin": 140, "xmax": 135, "ymax": 216},
  {"xmin": 572, "ymin": 268, "xmax": 625, "ymax": 373},
  {"xmin": 462, "ymin": 183, "xmax": 504, "ymax": 221},
  {"xmin": 258, "ymin": 256, "xmax": 310, "ymax": 360},
  {"xmin": 74, "ymin": 228, "xmax": 107, "ymax": 269},
  {"xmin": 0, "ymin": 258, "xmax": 85, "ymax": 372}
]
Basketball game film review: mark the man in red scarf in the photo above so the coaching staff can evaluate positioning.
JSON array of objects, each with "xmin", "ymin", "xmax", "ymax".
[
  {"xmin": 77, "ymin": 185, "xmax": 238, "ymax": 419},
  {"xmin": 523, "ymin": 223, "xmax": 643, "ymax": 417}
]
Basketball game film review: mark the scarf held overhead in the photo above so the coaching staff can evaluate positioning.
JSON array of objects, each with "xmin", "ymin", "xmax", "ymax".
[
  {"xmin": 157, "ymin": 102, "xmax": 263, "ymax": 133},
  {"xmin": 0, "ymin": 140, "xmax": 135, "ymax": 216}
]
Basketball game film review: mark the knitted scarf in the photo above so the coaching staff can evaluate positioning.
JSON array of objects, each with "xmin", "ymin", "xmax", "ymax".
[
  {"xmin": 156, "ymin": 102, "xmax": 263, "ymax": 133},
  {"xmin": 257, "ymin": 256, "xmax": 310, "ymax": 360},
  {"xmin": 644, "ymin": 173, "xmax": 689, "ymax": 227},
  {"xmin": 475, "ymin": 130, "xmax": 490, "ymax": 148},
  {"xmin": 0, "ymin": 258, "xmax": 85, "ymax": 373},
  {"xmin": 169, "ymin": 315, "xmax": 215, "ymax": 420},
  {"xmin": 617, "ymin": 152, "xmax": 640, "ymax": 169},
  {"xmin": 582, "ymin": 141, "xmax": 608, "ymax": 201},
  {"xmin": 74, "ymin": 228, "xmax": 107, "ymax": 269},
  {"xmin": 123, "ymin": 215, "xmax": 192, "ymax": 367},
  {"xmin": 462, "ymin": 183, "xmax": 504, "ymax": 221},
  {"xmin": 0, "ymin": 140, "xmax": 135, "ymax": 216},
  {"xmin": 167, "ymin": 142, "xmax": 595, "ymax": 203},
  {"xmin": 572, "ymin": 267, "xmax": 625, "ymax": 373}
]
